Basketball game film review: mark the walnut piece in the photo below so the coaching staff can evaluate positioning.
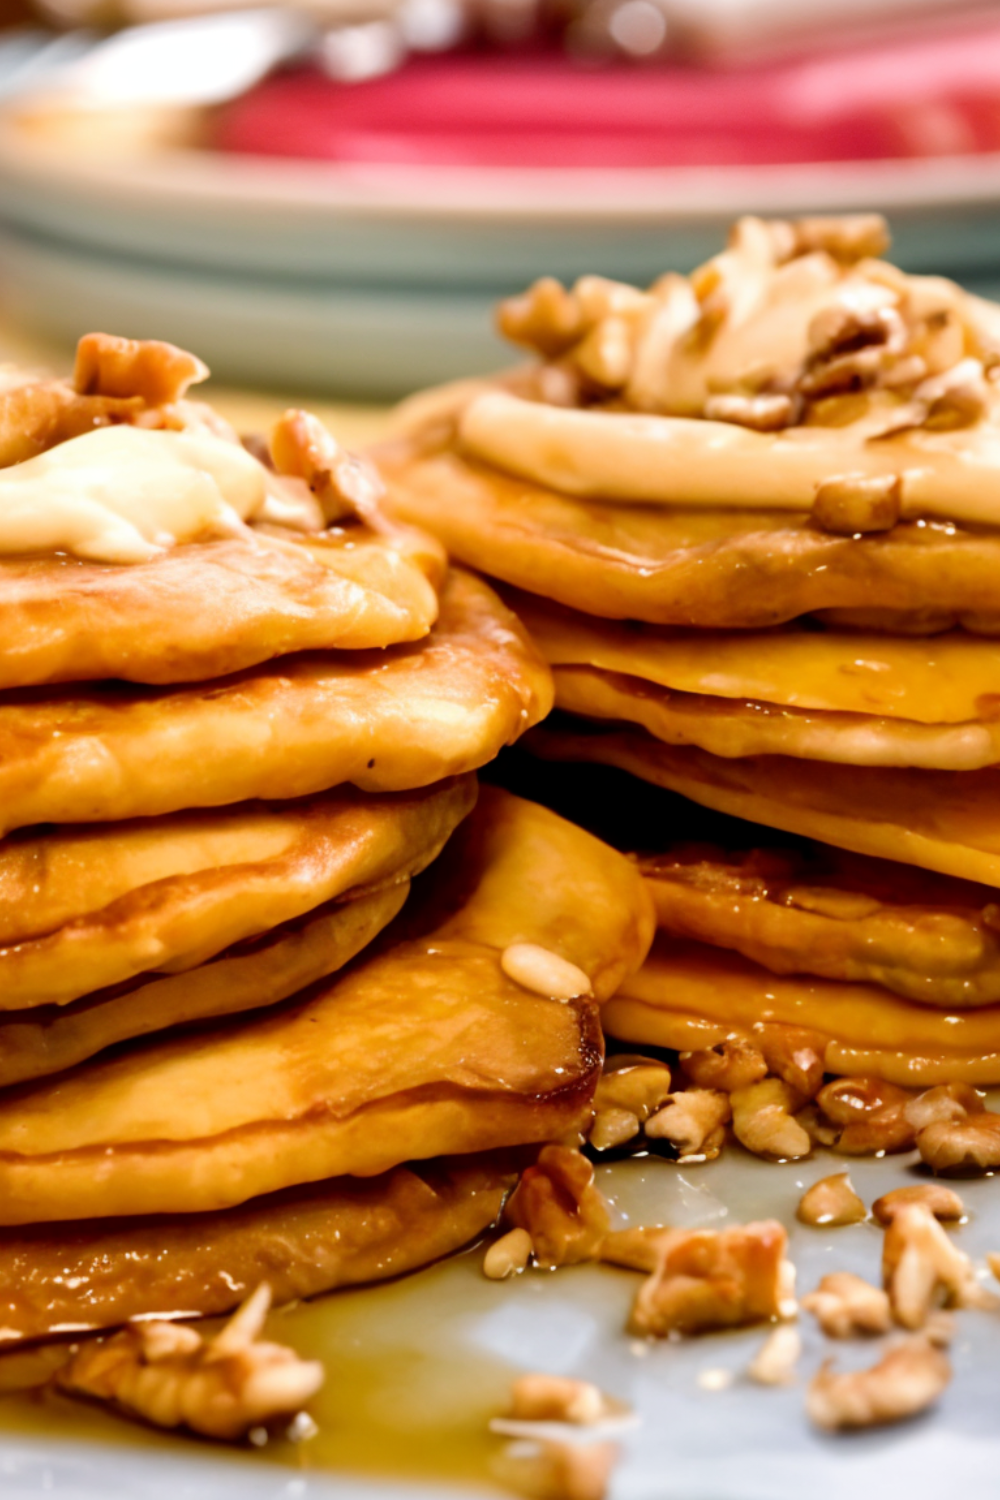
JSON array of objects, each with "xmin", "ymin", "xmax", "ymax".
[
  {"xmin": 493, "ymin": 1437, "xmax": 619, "ymax": 1500},
  {"xmin": 680, "ymin": 1037, "xmax": 767, "ymax": 1093},
  {"xmin": 588, "ymin": 1109, "xmax": 641, "ymax": 1151},
  {"xmin": 599, "ymin": 1226, "xmax": 673, "ymax": 1275},
  {"xmin": 56, "ymin": 1283, "xmax": 323, "ymax": 1441},
  {"xmin": 757, "ymin": 1025, "xmax": 827, "ymax": 1100},
  {"xmin": 484, "ymin": 1228, "xmax": 534, "ymax": 1280},
  {"xmin": 811, "ymin": 473, "xmax": 901, "ymax": 535},
  {"xmin": 806, "ymin": 1338, "xmax": 951, "ymax": 1431},
  {"xmin": 645, "ymin": 1088, "xmax": 731, "ymax": 1158},
  {"xmin": 500, "ymin": 944, "xmax": 593, "ymax": 1002},
  {"xmin": 505, "ymin": 1147, "xmax": 611, "ymax": 1268},
  {"xmin": 792, "ymin": 214, "xmax": 891, "ymax": 263},
  {"xmin": 702, "ymin": 393, "xmax": 795, "ymax": 432},
  {"xmin": 905, "ymin": 1083, "xmax": 984, "ymax": 1133},
  {"xmin": 628, "ymin": 1220, "xmax": 792, "ymax": 1337},
  {"xmin": 270, "ymin": 408, "xmax": 383, "ymax": 523},
  {"xmin": 871, "ymin": 1185, "xmax": 965, "ymax": 1227},
  {"xmin": 882, "ymin": 1202, "xmax": 995, "ymax": 1329},
  {"xmin": 747, "ymin": 1325, "xmax": 801, "ymax": 1386},
  {"xmin": 796, "ymin": 1173, "xmax": 866, "ymax": 1227},
  {"xmin": 801, "ymin": 1272, "xmax": 891, "ymax": 1338},
  {"xmin": 74, "ymin": 332, "xmax": 209, "ymax": 406},
  {"xmin": 816, "ymin": 1077, "xmax": 916, "ymax": 1156},
  {"xmin": 593, "ymin": 1058, "xmax": 672, "ymax": 1121},
  {"xmin": 916, "ymin": 1110, "xmax": 1000, "ymax": 1174},
  {"xmin": 730, "ymin": 1078, "xmax": 811, "ymax": 1160},
  {"xmin": 508, "ymin": 1374, "xmax": 612, "ymax": 1426}
]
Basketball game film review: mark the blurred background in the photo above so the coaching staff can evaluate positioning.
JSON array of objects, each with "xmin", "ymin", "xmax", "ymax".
[{"xmin": 2, "ymin": 0, "xmax": 1000, "ymax": 401}]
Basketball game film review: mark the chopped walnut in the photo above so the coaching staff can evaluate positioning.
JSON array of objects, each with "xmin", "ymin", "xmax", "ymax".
[
  {"xmin": 702, "ymin": 393, "xmax": 795, "ymax": 432},
  {"xmin": 796, "ymin": 1173, "xmax": 866, "ymax": 1227},
  {"xmin": 505, "ymin": 1147, "xmax": 610, "ymax": 1268},
  {"xmin": 806, "ymin": 1337, "xmax": 951, "ymax": 1431},
  {"xmin": 811, "ymin": 473, "xmax": 901, "ymax": 535},
  {"xmin": 501, "ymin": 944, "xmax": 593, "ymax": 1002},
  {"xmin": 484, "ymin": 1228, "xmax": 534, "ymax": 1280},
  {"xmin": 269, "ymin": 408, "xmax": 383, "ymax": 524},
  {"xmin": 730, "ymin": 1079, "xmax": 811, "ymax": 1161},
  {"xmin": 795, "ymin": 1103, "xmax": 842, "ymax": 1149},
  {"xmin": 628, "ymin": 1220, "xmax": 791, "ymax": 1337},
  {"xmin": 816, "ymin": 1077, "xmax": 916, "ymax": 1156},
  {"xmin": 507, "ymin": 1375, "xmax": 613, "ymax": 1426},
  {"xmin": 492, "ymin": 1437, "xmax": 618, "ymax": 1500},
  {"xmin": 593, "ymin": 1058, "xmax": 672, "ymax": 1122},
  {"xmin": 757, "ymin": 1025, "xmax": 827, "ymax": 1099},
  {"xmin": 588, "ymin": 1109, "xmax": 641, "ymax": 1151},
  {"xmin": 56, "ymin": 1283, "xmax": 323, "ymax": 1442},
  {"xmin": 916, "ymin": 1111, "xmax": 1000, "ymax": 1174},
  {"xmin": 599, "ymin": 1226, "xmax": 673, "ymax": 1274},
  {"xmin": 871, "ymin": 1185, "xmax": 965, "ymax": 1227},
  {"xmin": 498, "ymin": 277, "xmax": 587, "ymax": 358},
  {"xmin": 747, "ymin": 1325, "xmax": 801, "ymax": 1386},
  {"xmin": 792, "ymin": 214, "xmax": 891, "ymax": 263},
  {"xmin": 904, "ymin": 1083, "xmax": 984, "ymax": 1133},
  {"xmin": 679, "ymin": 1037, "xmax": 767, "ymax": 1094},
  {"xmin": 73, "ymin": 333, "xmax": 209, "ymax": 407},
  {"xmin": 645, "ymin": 1089, "xmax": 731, "ymax": 1158},
  {"xmin": 802, "ymin": 1272, "xmax": 891, "ymax": 1339},
  {"xmin": 806, "ymin": 302, "xmax": 906, "ymax": 364},
  {"xmin": 573, "ymin": 317, "xmax": 632, "ymax": 391},
  {"xmin": 882, "ymin": 1203, "xmax": 996, "ymax": 1329}
]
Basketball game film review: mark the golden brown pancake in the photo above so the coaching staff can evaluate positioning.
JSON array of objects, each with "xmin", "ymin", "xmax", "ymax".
[
  {"xmin": 605, "ymin": 934, "xmax": 1000, "ymax": 1088},
  {"xmin": 529, "ymin": 720, "xmax": 1000, "ymax": 888},
  {"xmin": 0, "ymin": 1156, "xmax": 513, "ymax": 1343},
  {"xmin": 641, "ymin": 844, "xmax": 1000, "ymax": 1008},
  {"xmin": 0, "ymin": 522, "xmax": 445, "ymax": 690},
  {"xmin": 0, "ymin": 885, "xmax": 406, "ymax": 1091},
  {"xmin": 0, "ymin": 775, "xmax": 474, "ymax": 1011},
  {"xmin": 0, "ymin": 569, "xmax": 551, "ymax": 836},
  {"xmin": 0, "ymin": 788, "xmax": 654, "ymax": 1224}
]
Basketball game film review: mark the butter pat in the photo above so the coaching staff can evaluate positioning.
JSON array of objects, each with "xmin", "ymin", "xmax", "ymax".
[{"xmin": 0, "ymin": 425, "xmax": 267, "ymax": 564}]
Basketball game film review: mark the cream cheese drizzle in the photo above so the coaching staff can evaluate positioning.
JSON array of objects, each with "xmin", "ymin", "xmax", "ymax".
[
  {"xmin": 459, "ymin": 390, "xmax": 1000, "ymax": 527},
  {"xmin": 0, "ymin": 425, "xmax": 268, "ymax": 564}
]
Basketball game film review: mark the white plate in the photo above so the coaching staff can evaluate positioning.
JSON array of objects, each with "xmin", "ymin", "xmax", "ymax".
[{"xmin": 1, "ymin": 1142, "xmax": 998, "ymax": 1499}]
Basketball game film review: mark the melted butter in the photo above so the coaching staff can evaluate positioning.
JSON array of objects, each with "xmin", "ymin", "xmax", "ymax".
[{"xmin": 0, "ymin": 426, "xmax": 267, "ymax": 564}]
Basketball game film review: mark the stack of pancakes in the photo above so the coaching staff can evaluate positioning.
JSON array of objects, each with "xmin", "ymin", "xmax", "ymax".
[
  {"xmin": 0, "ymin": 335, "xmax": 655, "ymax": 1344},
  {"xmin": 380, "ymin": 214, "xmax": 1000, "ymax": 1094}
]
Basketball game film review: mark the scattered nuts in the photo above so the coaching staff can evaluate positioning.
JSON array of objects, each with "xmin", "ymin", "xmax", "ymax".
[
  {"xmin": 796, "ymin": 1173, "xmax": 867, "ymax": 1227},
  {"xmin": 628, "ymin": 1220, "xmax": 790, "ymax": 1337},
  {"xmin": 871, "ymin": 1185, "xmax": 965, "ymax": 1227},
  {"xmin": 812, "ymin": 473, "xmax": 901, "ymax": 535},
  {"xmin": 501, "ymin": 945, "xmax": 593, "ymax": 1002},
  {"xmin": 645, "ymin": 1089, "xmax": 731, "ymax": 1157},
  {"xmin": 508, "ymin": 1374, "xmax": 611, "ymax": 1426},
  {"xmin": 730, "ymin": 1079, "xmax": 811, "ymax": 1160},
  {"xmin": 916, "ymin": 1110, "xmax": 1000, "ymax": 1174},
  {"xmin": 492, "ymin": 1436, "xmax": 619, "ymax": 1500},
  {"xmin": 882, "ymin": 1203, "xmax": 995, "ymax": 1329},
  {"xmin": 505, "ymin": 1147, "xmax": 610, "ymax": 1267},
  {"xmin": 680, "ymin": 1037, "xmax": 767, "ymax": 1094},
  {"xmin": 806, "ymin": 1337, "xmax": 951, "ymax": 1431},
  {"xmin": 747, "ymin": 1325, "xmax": 801, "ymax": 1386},
  {"xmin": 484, "ymin": 1228, "xmax": 534, "ymax": 1281},
  {"xmin": 802, "ymin": 1272, "xmax": 891, "ymax": 1338},
  {"xmin": 56, "ymin": 1283, "xmax": 323, "ymax": 1441}
]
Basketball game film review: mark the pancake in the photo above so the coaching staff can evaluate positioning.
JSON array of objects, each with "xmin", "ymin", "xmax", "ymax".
[
  {"xmin": 641, "ymin": 844, "xmax": 1000, "ymax": 1008},
  {"xmin": 0, "ymin": 775, "xmax": 474, "ymax": 1011},
  {"xmin": 379, "ymin": 442, "xmax": 1000, "ymax": 633},
  {"xmin": 529, "ymin": 720, "xmax": 1000, "ymax": 888},
  {"xmin": 0, "ymin": 1156, "xmax": 513, "ymax": 1343},
  {"xmin": 0, "ymin": 522, "xmax": 445, "ymax": 691},
  {"xmin": 0, "ymin": 885, "xmax": 406, "ymax": 1091},
  {"xmin": 604, "ymin": 934, "xmax": 1000, "ymax": 1088},
  {"xmin": 0, "ymin": 569, "xmax": 551, "ymax": 836},
  {"xmin": 0, "ymin": 788, "xmax": 654, "ymax": 1225}
]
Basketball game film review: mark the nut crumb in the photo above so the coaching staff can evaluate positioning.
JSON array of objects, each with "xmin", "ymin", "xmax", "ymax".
[
  {"xmin": 484, "ymin": 1228, "xmax": 534, "ymax": 1280},
  {"xmin": 747, "ymin": 1326, "xmax": 801, "ymax": 1386},
  {"xmin": 56, "ymin": 1283, "xmax": 323, "ymax": 1441},
  {"xmin": 796, "ymin": 1173, "xmax": 866, "ymax": 1227},
  {"xmin": 802, "ymin": 1272, "xmax": 891, "ymax": 1338},
  {"xmin": 508, "ymin": 1375, "xmax": 611, "ymax": 1426},
  {"xmin": 806, "ymin": 1337, "xmax": 951, "ymax": 1431},
  {"xmin": 500, "ymin": 944, "xmax": 593, "ymax": 1002},
  {"xmin": 812, "ymin": 473, "xmax": 901, "ymax": 535}
]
